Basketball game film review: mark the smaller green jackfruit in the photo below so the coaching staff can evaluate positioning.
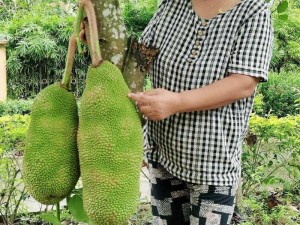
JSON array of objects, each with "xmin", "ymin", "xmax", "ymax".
[{"xmin": 24, "ymin": 83, "xmax": 80, "ymax": 205}]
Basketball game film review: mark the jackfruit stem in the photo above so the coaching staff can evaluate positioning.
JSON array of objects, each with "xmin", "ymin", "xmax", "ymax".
[
  {"xmin": 81, "ymin": 0, "xmax": 102, "ymax": 66},
  {"xmin": 56, "ymin": 202, "xmax": 61, "ymax": 221},
  {"xmin": 61, "ymin": 34, "xmax": 77, "ymax": 89},
  {"xmin": 75, "ymin": 4, "xmax": 84, "ymax": 54}
]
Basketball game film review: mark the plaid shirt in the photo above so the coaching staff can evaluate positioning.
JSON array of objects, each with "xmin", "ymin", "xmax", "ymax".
[{"xmin": 140, "ymin": 0, "xmax": 274, "ymax": 186}]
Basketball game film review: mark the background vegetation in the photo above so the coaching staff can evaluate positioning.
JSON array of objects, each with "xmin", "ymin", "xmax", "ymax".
[
  {"xmin": 0, "ymin": 0, "xmax": 90, "ymax": 99},
  {"xmin": 0, "ymin": 0, "xmax": 299, "ymax": 224}
]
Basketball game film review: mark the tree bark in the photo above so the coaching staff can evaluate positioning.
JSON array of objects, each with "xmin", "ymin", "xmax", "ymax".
[{"xmin": 90, "ymin": 0, "xmax": 145, "ymax": 92}]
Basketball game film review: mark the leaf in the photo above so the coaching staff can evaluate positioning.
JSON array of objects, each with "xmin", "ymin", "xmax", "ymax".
[
  {"xmin": 278, "ymin": 14, "xmax": 288, "ymax": 21},
  {"xmin": 277, "ymin": 1, "xmax": 288, "ymax": 13},
  {"xmin": 263, "ymin": 176, "xmax": 276, "ymax": 184},
  {"xmin": 267, "ymin": 160, "xmax": 273, "ymax": 167},
  {"xmin": 40, "ymin": 213, "xmax": 61, "ymax": 225},
  {"xmin": 67, "ymin": 193, "xmax": 90, "ymax": 223}
]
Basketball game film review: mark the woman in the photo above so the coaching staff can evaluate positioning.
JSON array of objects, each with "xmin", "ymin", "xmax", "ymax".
[{"xmin": 128, "ymin": 0, "xmax": 274, "ymax": 224}]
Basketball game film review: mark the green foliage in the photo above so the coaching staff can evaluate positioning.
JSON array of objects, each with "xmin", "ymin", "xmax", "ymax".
[
  {"xmin": 257, "ymin": 71, "xmax": 300, "ymax": 117},
  {"xmin": 253, "ymin": 93, "xmax": 265, "ymax": 116},
  {"xmin": 0, "ymin": 99, "xmax": 33, "ymax": 116},
  {"xmin": 271, "ymin": 3, "xmax": 300, "ymax": 73},
  {"xmin": 242, "ymin": 114, "xmax": 300, "ymax": 196},
  {"xmin": 0, "ymin": 118, "xmax": 28, "ymax": 224},
  {"xmin": 40, "ymin": 213, "xmax": 62, "ymax": 225},
  {"xmin": 241, "ymin": 193, "xmax": 300, "ymax": 225},
  {"xmin": 0, "ymin": 157, "xmax": 27, "ymax": 224},
  {"xmin": 0, "ymin": 114, "xmax": 30, "ymax": 154},
  {"xmin": 0, "ymin": 0, "xmax": 90, "ymax": 99},
  {"xmin": 143, "ymin": 74, "xmax": 153, "ymax": 91},
  {"xmin": 121, "ymin": 0, "xmax": 158, "ymax": 35},
  {"xmin": 67, "ymin": 188, "xmax": 90, "ymax": 223},
  {"xmin": 277, "ymin": 0, "xmax": 289, "ymax": 13}
]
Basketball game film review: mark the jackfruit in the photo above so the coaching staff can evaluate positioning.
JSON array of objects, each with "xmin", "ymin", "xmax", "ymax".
[
  {"xmin": 23, "ymin": 83, "xmax": 80, "ymax": 205},
  {"xmin": 77, "ymin": 61, "xmax": 143, "ymax": 225}
]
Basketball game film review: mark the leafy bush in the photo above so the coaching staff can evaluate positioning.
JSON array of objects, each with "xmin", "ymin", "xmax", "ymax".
[
  {"xmin": 242, "ymin": 114, "xmax": 300, "ymax": 196},
  {"xmin": 0, "ymin": 100, "xmax": 33, "ymax": 116},
  {"xmin": 271, "ymin": 3, "xmax": 300, "ymax": 73},
  {"xmin": 0, "ymin": 146, "xmax": 28, "ymax": 224},
  {"xmin": 121, "ymin": 0, "xmax": 158, "ymax": 35},
  {"xmin": 252, "ymin": 93, "xmax": 265, "ymax": 116},
  {"xmin": 0, "ymin": 115, "xmax": 30, "ymax": 224},
  {"xmin": 257, "ymin": 71, "xmax": 300, "ymax": 117},
  {"xmin": 241, "ymin": 193, "xmax": 300, "ymax": 225},
  {"xmin": 0, "ymin": 115, "xmax": 30, "ymax": 154}
]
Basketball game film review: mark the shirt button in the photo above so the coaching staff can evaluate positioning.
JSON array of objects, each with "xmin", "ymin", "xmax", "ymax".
[
  {"xmin": 191, "ymin": 50, "xmax": 197, "ymax": 55},
  {"xmin": 195, "ymin": 40, "xmax": 201, "ymax": 46},
  {"xmin": 198, "ymin": 31, "xmax": 203, "ymax": 36},
  {"xmin": 202, "ymin": 21, "xmax": 208, "ymax": 26},
  {"xmin": 187, "ymin": 58, "xmax": 193, "ymax": 63}
]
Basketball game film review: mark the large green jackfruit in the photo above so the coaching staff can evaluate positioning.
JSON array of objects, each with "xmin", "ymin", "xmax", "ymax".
[
  {"xmin": 77, "ymin": 61, "xmax": 143, "ymax": 225},
  {"xmin": 23, "ymin": 83, "xmax": 80, "ymax": 205}
]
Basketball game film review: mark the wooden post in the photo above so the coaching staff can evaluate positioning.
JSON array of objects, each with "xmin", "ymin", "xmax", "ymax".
[{"xmin": 0, "ymin": 39, "xmax": 8, "ymax": 102}]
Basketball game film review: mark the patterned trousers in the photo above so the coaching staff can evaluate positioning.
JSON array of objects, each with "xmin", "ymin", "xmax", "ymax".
[{"xmin": 148, "ymin": 161, "xmax": 237, "ymax": 225}]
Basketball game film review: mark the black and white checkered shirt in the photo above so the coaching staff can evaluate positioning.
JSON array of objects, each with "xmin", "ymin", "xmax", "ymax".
[{"xmin": 140, "ymin": 0, "xmax": 274, "ymax": 186}]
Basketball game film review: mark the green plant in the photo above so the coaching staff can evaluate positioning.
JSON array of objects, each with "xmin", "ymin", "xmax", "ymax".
[
  {"xmin": 242, "ymin": 114, "xmax": 300, "ymax": 196},
  {"xmin": 270, "ymin": 1, "xmax": 300, "ymax": 73},
  {"xmin": 121, "ymin": 0, "xmax": 157, "ymax": 35},
  {"xmin": 240, "ymin": 193, "xmax": 300, "ymax": 225},
  {"xmin": 0, "ymin": 137, "xmax": 28, "ymax": 224},
  {"xmin": 258, "ymin": 71, "xmax": 300, "ymax": 117},
  {"xmin": 0, "ymin": 0, "xmax": 90, "ymax": 99},
  {"xmin": 0, "ymin": 114, "xmax": 30, "ymax": 154},
  {"xmin": 0, "ymin": 115, "xmax": 30, "ymax": 224},
  {"xmin": 0, "ymin": 100, "xmax": 33, "ymax": 117},
  {"xmin": 253, "ymin": 93, "xmax": 265, "ymax": 116}
]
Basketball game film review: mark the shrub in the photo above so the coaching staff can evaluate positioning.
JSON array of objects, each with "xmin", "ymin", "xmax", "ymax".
[
  {"xmin": 0, "ymin": 115, "xmax": 30, "ymax": 154},
  {"xmin": 121, "ymin": 0, "xmax": 158, "ymax": 35},
  {"xmin": 257, "ymin": 71, "xmax": 300, "ymax": 117},
  {"xmin": 241, "ymin": 193, "xmax": 300, "ymax": 225},
  {"xmin": 0, "ymin": 115, "xmax": 30, "ymax": 224},
  {"xmin": 271, "ymin": 4, "xmax": 300, "ymax": 73},
  {"xmin": 242, "ymin": 114, "xmax": 300, "ymax": 196},
  {"xmin": 0, "ymin": 100, "xmax": 33, "ymax": 117}
]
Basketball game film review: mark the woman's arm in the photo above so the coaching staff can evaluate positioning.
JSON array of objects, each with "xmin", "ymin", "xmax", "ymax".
[{"xmin": 128, "ymin": 73, "xmax": 259, "ymax": 121}]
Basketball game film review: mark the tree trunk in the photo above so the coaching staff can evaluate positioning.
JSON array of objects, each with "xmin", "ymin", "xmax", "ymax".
[{"xmin": 90, "ymin": 0, "xmax": 145, "ymax": 92}]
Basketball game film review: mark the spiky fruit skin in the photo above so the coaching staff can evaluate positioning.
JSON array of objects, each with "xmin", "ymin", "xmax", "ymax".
[
  {"xmin": 78, "ymin": 61, "xmax": 143, "ymax": 225},
  {"xmin": 23, "ymin": 83, "xmax": 80, "ymax": 205}
]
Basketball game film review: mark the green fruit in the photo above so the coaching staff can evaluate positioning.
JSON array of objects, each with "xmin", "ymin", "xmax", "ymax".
[
  {"xmin": 78, "ymin": 61, "xmax": 143, "ymax": 225},
  {"xmin": 23, "ymin": 83, "xmax": 80, "ymax": 205}
]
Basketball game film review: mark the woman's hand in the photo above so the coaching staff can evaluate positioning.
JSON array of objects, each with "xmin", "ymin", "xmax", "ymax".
[{"xmin": 128, "ymin": 88, "xmax": 181, "ymax": 121}]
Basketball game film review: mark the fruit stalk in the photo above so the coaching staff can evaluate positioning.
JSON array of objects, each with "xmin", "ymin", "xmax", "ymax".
[
  {"xmin": 61, "ymin": 34, "xmax": 77, "ymax": 89},
  {"xmin": 56, "ymin": 202, "xmax": 61, "ymax": 221},
  {"xmin": 80, "ymin": 0, "xmax": 102, "ymax": 66}
]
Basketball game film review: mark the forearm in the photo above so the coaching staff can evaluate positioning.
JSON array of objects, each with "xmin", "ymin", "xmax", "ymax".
[
  {"xmin": 127, "ymin": 74, "xmax": 260, "ymax": 121},
  {"xmin": 176, "ymin": 74, "xmax": 259, "ymax": 113}
]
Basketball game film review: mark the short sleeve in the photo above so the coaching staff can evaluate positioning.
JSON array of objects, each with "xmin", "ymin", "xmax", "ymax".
[
  {"xmin": 227, "ymin": 8, "xmax": 274, "ymax": 82},
  {"xmin": 138, "ymin": 0, "xmax": 168, "ymax": 47}
]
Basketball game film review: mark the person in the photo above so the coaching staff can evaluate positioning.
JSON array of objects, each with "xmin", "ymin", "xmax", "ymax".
[{"xmin": 128, "ymin": 0, "xmax": 274, "ymax": 224}]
